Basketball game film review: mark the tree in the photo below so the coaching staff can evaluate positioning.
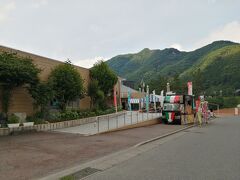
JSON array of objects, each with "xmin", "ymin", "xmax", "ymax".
[
  {"xmin": 171, "ymin": 74, "xmax": 187, "ymax": 94},
  {"xmin": 90, "ymin": 61, "xmax": 118, "ymax": 96},
  {"xmin": 88, "ymin": 79, "xmax": 104, "ymax": 108},
  {"xmin": 192, "ymin": 68, "xmax": 204, "ymax": 96},
  {"xmin": 28, "ymin": 82, "xmax": 53, "ymax": 117},
  {"xmin": 48, "ymin": 61, "xmax": 84, "ymax": 111},
  {"xmin": 0, "ymin": 52, "xmax": 40, "ymax": 116},
  {"xmin": 147, "ymin": 74, "xmax": 168, "ymax": 93}
]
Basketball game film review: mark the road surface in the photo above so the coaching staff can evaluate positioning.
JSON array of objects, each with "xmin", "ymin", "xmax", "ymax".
[{"xmin": 86, "ymin": 116, "xmax": 240, "ymax": 180}]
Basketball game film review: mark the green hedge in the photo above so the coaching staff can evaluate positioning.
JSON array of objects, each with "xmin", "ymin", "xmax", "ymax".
[
  {"xmin": 206, "ymin": 96, "xmax": 240, "ymax": 109},
  {"xmin": 27, "ymin": 107, "xmax": 123, "ymax": 124}
]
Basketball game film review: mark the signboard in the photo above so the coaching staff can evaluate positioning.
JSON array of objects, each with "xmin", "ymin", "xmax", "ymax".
[
  {"xmin": 187, "ymin": 82, "xmax": 193, "ymax": 95},
  {"xmin": 127, "ymin": 91, "xmax": 131, "ymax": 111}
]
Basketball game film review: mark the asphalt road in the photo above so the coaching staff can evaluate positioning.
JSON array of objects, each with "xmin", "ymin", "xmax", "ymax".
[{"xmin": 86, "ymin": 116, "xmax": 240, "ymax": 180}]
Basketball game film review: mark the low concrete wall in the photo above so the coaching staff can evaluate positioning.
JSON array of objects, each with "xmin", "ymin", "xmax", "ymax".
[{"xmin": 0, "ymin": 112, "xmax": 126, "ymax": 136}]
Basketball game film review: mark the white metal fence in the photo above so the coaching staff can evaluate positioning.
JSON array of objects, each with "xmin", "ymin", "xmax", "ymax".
[
  {"xmin": 96, "ymin": 111, "xmax": 162, "ymax": 133},
  {"xmin": 55, "ymin": 111, "xmax": 162, "ymax": 135}
]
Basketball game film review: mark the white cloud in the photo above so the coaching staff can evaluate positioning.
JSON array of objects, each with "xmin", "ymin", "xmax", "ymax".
[
  {"xmin": 207, "ymin": 0, "xmax": 217, "ymax": 4},
  {"xmin": 75, "ymin": 56, "xmax": 106, "ymax": 69},
  {"xmin": 31, "ymin": 0, "xmax": 48, "ymax": 8},
  {"xmin": 170, "ymin": 43, "xmax": 184, "ymax": 51},
  {"xmin": 195, "ymin": 21, "xmax": 240, "ymax": 49},
  {"xmin": 0, "ymin": 1, "xmax": 16, "ymax": 23}
]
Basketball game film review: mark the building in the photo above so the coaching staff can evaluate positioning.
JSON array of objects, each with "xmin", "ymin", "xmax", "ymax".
[
  {"xmin": 0, "ymin": 45, "xmax": 92, "ymax": 115},
  {"xmin": 122, "ymin": 80, "xmax": 135, "ymax": 89},
  {"xmin": 120, "ymin": 84, "xmax": 145, "ymax": 110}
]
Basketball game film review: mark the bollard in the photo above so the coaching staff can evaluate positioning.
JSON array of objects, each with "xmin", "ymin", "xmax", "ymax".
[{"xmin": 235, "ymin": 108, "xmax": 238, "ymax": 116}]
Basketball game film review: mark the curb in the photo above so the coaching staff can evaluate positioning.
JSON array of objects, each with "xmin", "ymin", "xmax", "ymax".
[{"xmin": 134, "ymin": 124, "xmax": 196, "ymax": 147}]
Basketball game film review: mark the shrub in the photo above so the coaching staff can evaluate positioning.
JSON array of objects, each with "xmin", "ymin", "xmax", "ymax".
[
  {"xmin": 207, "ymin": 96, "xmax": 240, "ymax": 109},
  {"xmin": 223, "ymin": 97, "xmax": 238, "ymax": 108},
  {"xmin": 26, "ymin": 111, "xmax": 52, "ymax": 124},
  {"xmin": 26, "ymin": 116, "xmax": 46, "ymax": 124},
  {"xmin": 60, "ymin": 111, "xmax": 79, "ymax": 120},
  {"xmin": 8, "ymin": 114, "xmax": 20, "ymax": 124},
  {"xmin": 24, "ymin": 107, "xmax": 121, "ymax": 125}
]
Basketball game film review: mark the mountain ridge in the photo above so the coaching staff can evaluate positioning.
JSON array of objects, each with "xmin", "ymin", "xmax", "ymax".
[{"xmin": 107, "ymin": 40, "xmax": 240, "ymax": 94}]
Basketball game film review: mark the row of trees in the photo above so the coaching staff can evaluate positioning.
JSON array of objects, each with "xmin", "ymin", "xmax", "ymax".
[
  {"xmin": 146, "ymin": 68, "xmax": 237, "ymax": 97},
  {"xmin": 146, "ymin": 70, "xmax": 204, "ymax": 96},
  {"xmin": 0, "ymin": 52, "xmax": 117, "ymax": 122}
]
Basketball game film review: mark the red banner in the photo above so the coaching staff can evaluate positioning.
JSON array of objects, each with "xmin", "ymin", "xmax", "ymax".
[{"xmin": 114, "ymin": 86, "xmax": 117, "ymax": 112}]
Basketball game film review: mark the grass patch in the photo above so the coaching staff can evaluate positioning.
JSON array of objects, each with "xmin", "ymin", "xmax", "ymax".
[{"xmin": 60, "ymin": 175, "xmax": 75, "ymax": 180}]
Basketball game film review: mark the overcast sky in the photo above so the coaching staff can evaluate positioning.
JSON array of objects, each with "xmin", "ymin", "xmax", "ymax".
[{"xmin": 0, "ymin": 0, "xmax": 240, "ymax": 68}]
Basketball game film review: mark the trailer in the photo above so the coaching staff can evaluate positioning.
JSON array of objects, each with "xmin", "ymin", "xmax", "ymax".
[{"xmin": 162, "ymin": 95, "xmax": 194, "ymax": 125}]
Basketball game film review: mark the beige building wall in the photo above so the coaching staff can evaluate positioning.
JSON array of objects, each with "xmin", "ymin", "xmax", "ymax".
[{"xmin": 0, "ymin": 45, "xmax": 91, "ymax": 115}]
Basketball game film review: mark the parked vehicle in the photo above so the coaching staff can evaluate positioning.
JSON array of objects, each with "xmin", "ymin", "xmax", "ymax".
[{"xmin": 162, "ymin": 95, "xmax": 194, "ymax": 125}]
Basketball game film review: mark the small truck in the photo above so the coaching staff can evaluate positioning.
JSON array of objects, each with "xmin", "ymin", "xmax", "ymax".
[{"xmin": 162, "ymin": 95, "xmax": 194, "ymax": 125}]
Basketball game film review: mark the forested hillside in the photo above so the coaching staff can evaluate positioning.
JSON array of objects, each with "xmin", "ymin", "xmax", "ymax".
[{"xmin": 107, "ymin": 41, "xmax": 240, "ymax": 96}]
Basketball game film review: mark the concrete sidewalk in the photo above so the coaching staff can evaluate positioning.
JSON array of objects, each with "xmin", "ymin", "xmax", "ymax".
[{"xmin": 0, "ymin": 124, "xmax": 188, "ymax": 180}]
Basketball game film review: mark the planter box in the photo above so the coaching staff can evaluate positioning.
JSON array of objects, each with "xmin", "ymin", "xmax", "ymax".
[
  {"xmin": 23, "ymin": 122, "xmax": 34, "ymax": 127},
  {"xmin": 8, "ymin": 123, "xmax": 20, "ymax": 128}
]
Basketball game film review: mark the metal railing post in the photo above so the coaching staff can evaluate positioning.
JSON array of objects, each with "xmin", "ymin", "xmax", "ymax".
[
  {"xmin": 131, "ymin": 111, "xmax": 133, "ymax": 124},
  {"xmin": 124, "ymin": 112, "xmax": 126, "ymax": 126},
  {"xmin": 97, "ymin": 117, "xmax": 100, "ymax": 133},
  {"xmin": 137, "ymin": 112, "xmax": 138, "ymax": 123},
  {"xmin": 108, "ymin": 115, "xmax": 110, "ymax": 131},
  {"xmin": 117, "ymin": 115, "xmax": 118, "ymax": 128},
  {"xmin": 142, "ymin": 112, "xmax": 143, "ymax": 122}
]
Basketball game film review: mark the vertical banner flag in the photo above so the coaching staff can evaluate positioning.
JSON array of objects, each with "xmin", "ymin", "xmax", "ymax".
[
  {"xmin": 127, "ymin": 90, "xmax": 131, "ymax": 111},
  {"xmin": 114, "ymin": 86, "xmax": 117, "ymax": 113},
  {"xmin": 153, "ymin": 90, "xmax": 156, "ymax": 112},
  {"xmin": 160, "ymin": 90, "xmax": 164, "ymax": 107},
  {"xmin": 146, "ymin": 85, "xmax": 149, "ymax": 112},
  {"xmin": 187, "ymin": 82, "xmax": 193, "ymax": 95}
]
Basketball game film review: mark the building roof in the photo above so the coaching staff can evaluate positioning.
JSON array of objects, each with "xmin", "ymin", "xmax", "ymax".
[
  {"xmin": 0, "ymin": 45, "xmax": 89, "ymax": 71},
  {"xmin": 121, "ymin": 84, "xmax": 139, "ymax": 93}
]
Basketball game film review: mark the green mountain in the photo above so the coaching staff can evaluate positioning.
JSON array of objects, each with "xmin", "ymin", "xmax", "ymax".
[{"xmin": 107, "ymin": 41, "xmax": 240, "ymax": 95}]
